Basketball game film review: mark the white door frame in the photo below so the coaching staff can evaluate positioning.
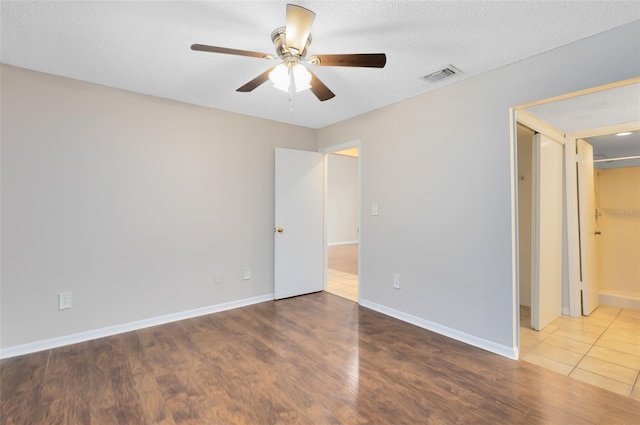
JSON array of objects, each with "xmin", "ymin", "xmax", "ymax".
[
  {"xmin": 319, "ymin": 140, "xmax": 362, "ymax": 302},
  {"xmin": 511, "ymin": 109, "xmax": 566, "ymax": 356}
]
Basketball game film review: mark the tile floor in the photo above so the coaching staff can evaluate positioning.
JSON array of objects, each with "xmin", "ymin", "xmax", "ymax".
[
  {"xmin": 325, "ymin": 244, "xmax": 358, "ymax": 302},
  {"xmin": 326, "ymin": 268, "xmax": 358, "ymax": 302},
  {"xmin": 520, "ymin": 304, "xmax": 640, "ymax": 399}
]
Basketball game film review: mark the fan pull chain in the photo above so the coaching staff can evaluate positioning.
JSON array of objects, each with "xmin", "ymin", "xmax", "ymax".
[{"xmin": 288, "ymin": 67, "xmax": 295, "ymax": 112}]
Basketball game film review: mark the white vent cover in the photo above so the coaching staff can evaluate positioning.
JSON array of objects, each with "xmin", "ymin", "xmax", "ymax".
[{"xmin": 421, "ymin": 65, "xmax": 461, "ymax": 82}]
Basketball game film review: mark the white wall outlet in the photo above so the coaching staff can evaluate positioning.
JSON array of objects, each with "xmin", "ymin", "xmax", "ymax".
[
  {"xmin": 393, "ymin": 274, "xmax": 401, "ymax": 289},
  {"xmin": 58, "ymin": 291, "xmax": 72, "ymax": 310},
  {"xmin": 243, "ymin": 267, "xmax": 251, "ymax": 280},
  {"xmin": 215, "ymin": 272, "xmax": 223, "ymax": 284}
]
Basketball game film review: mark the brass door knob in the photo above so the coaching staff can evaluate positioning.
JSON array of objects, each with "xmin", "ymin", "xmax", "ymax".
[{"xmin": 277, "ymin": 227, "xmax": 284, "ymax": 233}]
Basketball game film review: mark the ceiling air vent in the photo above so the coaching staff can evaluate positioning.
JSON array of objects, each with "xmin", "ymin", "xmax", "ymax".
[{"xmin": 421, "ymin": 65, "xmax": 461, "ymax": 83}]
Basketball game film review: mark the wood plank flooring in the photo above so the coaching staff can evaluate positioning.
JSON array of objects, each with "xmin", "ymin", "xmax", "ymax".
[
  {"xmin": 2, "ymin": 292, "xmax": 639, "ymax": 424},
  {"xmin": 327, "ymin": 243, "xmax": 358, "ymax": 275}
]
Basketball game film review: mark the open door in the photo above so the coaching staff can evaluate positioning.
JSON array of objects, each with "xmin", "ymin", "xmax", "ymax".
[
  {"xmin": 274, "ymin": 147, "xmax": 324, "ymax": 299},
  {"xmin": 577, "ymin": 139, "xmax": 600, "ymax": 315},
  {"xmin": 531, "ymin": 133, "xmax": 563, "ymax": 330}
]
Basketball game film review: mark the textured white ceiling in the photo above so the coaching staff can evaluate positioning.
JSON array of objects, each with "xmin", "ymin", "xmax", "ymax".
[
  {"xmin": 524, "ymin": 83, "xmax": 640, "ymax": 133},
  {"xmin": 2, "ymin": 1, "xmax": 640, "ymax": 129},
  {"xmin": 522, "ymin": 83, "xmax": 640, "ymax": 168}
]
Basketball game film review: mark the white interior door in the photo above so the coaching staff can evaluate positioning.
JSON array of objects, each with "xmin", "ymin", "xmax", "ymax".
[
  {"xmin": 274, "ymin": 147, "xmax": 324, "ymax": 300},
  {"xmin": 531, "ymin": 133, "xmax": 564, "ymax": 330},
  {"xmin": 577, "ymin": 139, "xmax": 599, "ymax": 315}
]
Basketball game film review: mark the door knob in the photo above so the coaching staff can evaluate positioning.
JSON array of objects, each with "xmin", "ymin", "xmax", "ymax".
[
  {"xmin": 276, "ymin": 227, "xmax": 284, "ymax": 233},
  {"xmin": 594, "ymin": 231, "xmax": 602, "ymax": 235}
]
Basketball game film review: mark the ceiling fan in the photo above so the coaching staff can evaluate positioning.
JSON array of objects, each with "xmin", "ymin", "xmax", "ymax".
[{"xmin": 191, "ymin": 4, "xmax": 387, "ymax": 101}]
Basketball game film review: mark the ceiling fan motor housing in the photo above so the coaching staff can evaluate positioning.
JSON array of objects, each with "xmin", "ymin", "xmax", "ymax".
[{"xmin": 271, "ymin": 27, "xmax": 311, "ymax": 61}]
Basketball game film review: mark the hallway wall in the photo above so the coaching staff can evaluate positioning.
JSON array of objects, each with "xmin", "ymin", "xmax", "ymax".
[{"xmin": 596, "ymin": 166, "xmax": 640, "ymax": 303}]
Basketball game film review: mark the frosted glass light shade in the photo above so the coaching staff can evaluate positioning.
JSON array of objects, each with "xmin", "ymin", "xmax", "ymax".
[
  {"xmin": 269, "ymin": 63, "xmax": 312, "ymax": 93},
  {"xmin": 292, "ymin": 64, "xmax": 311, "ymax": 91}
]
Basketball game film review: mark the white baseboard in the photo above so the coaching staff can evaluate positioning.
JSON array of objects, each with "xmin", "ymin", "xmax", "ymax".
[
  {"xmin": 327, "ymin": 240, "xmax": 358, "ymax": 246},
  {"xmin": 0, "ymin": 294, "xmax": 274, "ymax": 359},
  {"xmin": 599, "ymin": 291, "xmax": 640, "ymax": 311},
  {"xmin": 359, "ymin": 299, "xmax": 518, "ymax": 360}
]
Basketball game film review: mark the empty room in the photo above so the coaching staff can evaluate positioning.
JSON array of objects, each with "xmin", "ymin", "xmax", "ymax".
[{"xmin": 2, "ymin": 1, "xmax": 640, "ymax": 424}]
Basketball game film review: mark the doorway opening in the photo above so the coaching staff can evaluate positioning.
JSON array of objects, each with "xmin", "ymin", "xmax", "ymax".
[
  {"xmin": 512, "ymin": 78, "xmax": 640, "ymax": 398},
  {"xmin": 321, "ymin": 142, "xmax": 361, "ymax": 303}
]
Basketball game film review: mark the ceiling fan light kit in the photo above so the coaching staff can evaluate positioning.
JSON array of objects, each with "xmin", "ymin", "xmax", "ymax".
[{"xmin": 191, "ymin": 3, "xmax": 387, "ymax": 102}]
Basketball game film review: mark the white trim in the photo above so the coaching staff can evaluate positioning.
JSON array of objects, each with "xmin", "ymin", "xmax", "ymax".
[
  {"xmin": 516, "ymin": 110, "xmax": 565, "ymax": 145},
  {"xmin": 318, "ymin": 140, "xmax": 360, "ymax": 154},
  {"xmin": 564, "ymin": 137, "xmax": 582, "ymax": 317},
  {"xmin": 599, "ymin": 291, "xmax": 640, "ymax": 311},
  {"xmin": 509, "ymin": 108, "xmax": 520, "ymax": 359},
  {"xmin": 0, "ymin": 294, "xmax": 274, "ymax": 359},
  {"xmin": 566, "ymin": 121, "xmax": 640, "ymax": 139},
  {"xmin": 359, "ymin": 299, "xmax": 518, "ymax": 360},
  {"xmin": 327, "ymin": 240, "xmax": 358, "ymax": 246}
]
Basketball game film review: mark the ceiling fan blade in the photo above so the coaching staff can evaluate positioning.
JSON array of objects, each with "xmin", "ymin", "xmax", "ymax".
[
  {"xmin": 311, "ymin": 53, "xmax": 387, "ymax": 68},
  {"xmin": 191, "ymin": 44, "xmax": 271, "ymax": 59},
  {"xmin": 285, "ymin": 4, "xmax": 315, "ymax": 53},
  {"xmin": 236, "ymin": 67, "xmax": 275, "ymax": 92},
  {"xmin": 308, "ymin": 70, "xmax": 335, "ymax": 102}
]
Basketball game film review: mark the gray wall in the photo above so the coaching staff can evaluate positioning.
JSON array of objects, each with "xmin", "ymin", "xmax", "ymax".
[
  {"xmin": 318, "ymin": 21, "xmax": 640, "ymax": 353},
  {"xmin": 1, "ymin": 65, "xmax": 316, "ymax": 349}
]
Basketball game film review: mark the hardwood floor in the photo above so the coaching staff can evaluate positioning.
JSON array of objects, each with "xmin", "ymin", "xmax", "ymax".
[
  {"xmin": 327, "ymin": 243, "xmax": 358, "ymax": 275},
  {"xmin": 2, "ymin": 293, "xmax": 639, "ymax": 424}
]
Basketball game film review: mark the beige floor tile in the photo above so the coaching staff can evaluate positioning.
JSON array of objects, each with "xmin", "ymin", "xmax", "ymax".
[
  {"xmin": 596, "ymin": 336, "xmax": 640, "ymax": 357},
  {"xmin": 576, "ymin": 356, "xmax": 637, "ymax": 385},
  {"xmin": 543, "ymin": 334, "xmax": 592, "ymax": 355},
  {"xmin": 326, "ymin": 272, "xmax": 358, "ymax": 303},
  {"xmin": 581, "ymin": 315, "xmax": 615, "ymax": 327},
  {"xmin": 603, "ymin": 328, "xmax": 640, "ymax": 346},
  {"xmin": 520, "ymin": 330, "xmax": 549, "ymax": 352},
  {"xmin": 586, "ymin": 346, "xmax": 640, "ymax": 370},
  {"xmin": 531, "ymin": 342, "xmax": 584, "ymax": 366},
  {"xmin": 520, "ymin": 351, "xmax": 574, "ymax": 375},
  {"xmin": 541, "ymin": 324, "xmax": 559, "ymax": 334},
  {"xmin": 620, "ymin": 309, "xmax": 640, "ymax": 319},
  {"xmin": 610, "ymin": 319, "xmax": 640, "ymax": 334},
  {"xmin": 519, "ymin": 303, "xmax": 640, "ymax": 399},
  {"xmin": 553, "ymin": 327, "xmax": 600, "ymax": 345},
  {"xmin": 614, "ymin": 315, "xmax": 640, "ymax": 325},
  {"xmin": 593, "ymin": 305, "xmax": 623, "ymax": 315},
  {"xmin": 551, "ymin": 316, "xmax": 574, "ymax": 327},
  {"xmin": 570, "ymin": 368, "xmax": 632, "ymax": 397},
  {"xmin": 555, "ymin": 319, "xmax": 607, "ymax": 335}
]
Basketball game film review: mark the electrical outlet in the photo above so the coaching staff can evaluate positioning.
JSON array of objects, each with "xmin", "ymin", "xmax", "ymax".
[
  {"xmin": 393, "ymin": 274, "xmax": 401, "ymax": 289},
  {"xmin": 243, "ymin": 267, "xmax": 251, "ymax": 280},
  {"xmin": 58, "ymin": 292, "xmax": 72, "ymax": 310},
  {"xmin": 215, "ymin": 272, "xmax": 223, "ymax": 284}
]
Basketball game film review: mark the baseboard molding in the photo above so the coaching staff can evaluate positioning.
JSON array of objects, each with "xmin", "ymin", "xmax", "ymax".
[
  {"xmin": 359, "ymin": 299, "xmax": 518, "ymax": 360},
  {"xmin": 599, "ymin": 291, "xmax": 640, "ymax": 310},
  {"xmin": 327, "ymin": 240, "xmax": 358, "ymax": 246},
  {"xmin": 0, "ymin": 294, "xmax": 274, "ymax": 359}
]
